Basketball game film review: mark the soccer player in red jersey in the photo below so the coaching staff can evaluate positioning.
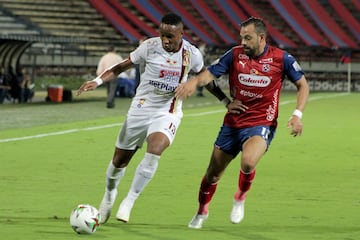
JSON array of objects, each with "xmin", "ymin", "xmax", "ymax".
[{"xmin": 175, "ymin": 17, "xmax": 309, "ymax": 229}]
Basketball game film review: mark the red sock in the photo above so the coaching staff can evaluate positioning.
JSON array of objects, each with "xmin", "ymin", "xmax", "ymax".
[
  {"xmin": 197, "ymin": 176, "xmax": 217, "ymax": 214},
  {"xmin": 234, "ymin": 169, "xmax": 256, "ymax": 201}
]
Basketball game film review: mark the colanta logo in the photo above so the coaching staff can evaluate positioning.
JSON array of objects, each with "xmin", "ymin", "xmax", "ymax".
[{"xmin": 238, "ymin": 74, "xmax": 271, "ymax": 87}]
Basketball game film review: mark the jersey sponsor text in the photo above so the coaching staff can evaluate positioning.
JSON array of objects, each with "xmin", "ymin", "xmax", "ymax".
[{"xmin": 238, "ymin": 74, "xmax": 271, "ymax": 87}]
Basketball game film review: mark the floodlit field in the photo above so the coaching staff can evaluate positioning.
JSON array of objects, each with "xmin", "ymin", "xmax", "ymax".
[{"xmin": 0, "ymin": 91, "xmax": 359, "ymax": 240}]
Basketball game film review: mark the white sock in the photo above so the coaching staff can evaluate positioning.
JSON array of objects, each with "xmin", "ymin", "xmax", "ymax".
[
  {"xmin": 125, "ymin": 153, "xmax": 160, "ymax": 203},
  {"xmin": 105, "ymin": 160, "xmax": 126, "ymax": 192}
]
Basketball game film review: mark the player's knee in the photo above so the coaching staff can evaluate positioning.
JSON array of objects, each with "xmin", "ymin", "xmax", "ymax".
[
  {"xmin": 241, "ymin": 163, "xmax": 256, "ymax": 173},
  {"xmin": 241, "ymin": 156, "xmax": 258, "ymax": 172},
  {"xmin": 147, "ymin": 134, "xmax": 170, "ymax": 155}
]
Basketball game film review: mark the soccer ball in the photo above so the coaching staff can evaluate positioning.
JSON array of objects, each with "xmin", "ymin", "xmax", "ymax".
[{"xmin": 69, "ymin": 204, "xmax": 100, "ymax": 234}]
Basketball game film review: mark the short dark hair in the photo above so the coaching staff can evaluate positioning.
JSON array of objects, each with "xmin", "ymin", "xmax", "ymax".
[
  {"xmin": 161, "ymin": 13, "xmax": 183, "ymax": 26},
  {"xmin": 241, "ymin": 17, "xmax": 266, "ymax": 35}
]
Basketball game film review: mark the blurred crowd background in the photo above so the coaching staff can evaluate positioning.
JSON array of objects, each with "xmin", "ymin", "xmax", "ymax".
[{"xmin": 0, "ymin": 0, "xmax": 359, "ymax": 104}]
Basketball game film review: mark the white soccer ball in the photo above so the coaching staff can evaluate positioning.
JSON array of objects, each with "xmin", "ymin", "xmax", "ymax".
[{"xmin": 69, "ymin": 204, "xmax": 100, "ymax": 234}]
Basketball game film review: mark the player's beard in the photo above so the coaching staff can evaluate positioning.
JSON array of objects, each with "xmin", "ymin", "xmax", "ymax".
[
  {"xmin": 243, "ymin": 46, "xmax": 256, "ymax": 57},
  {"xmin": 244, "ymin": 42, "xmax": 261, "ymax": 58}
]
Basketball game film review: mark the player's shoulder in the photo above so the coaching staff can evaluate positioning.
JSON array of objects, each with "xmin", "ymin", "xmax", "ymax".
[
  {"xmin": 268, "ymin": 46, "xmax": 297, "ymax": 63},
  {"xmin": 266, "ymin": 45, "xmax": 298, "ymax": 61},
  {"xmin": 142, "ymin": 37, "xmax": 161, "ymax": 49},
  {"xmin": 231, "ymin": 45, "xmax": 244, "ymax": 55},
  {"xmin": 263, "ymin": 45, "xmax": 291, "ymax": 62},
  {"xmin": 233, "ymin": 45, "xmax": 243, "ymax": 51},
  {"xmin": 218, "ymin": 45, "xmax": 241, "ymax": 61},
  {"xmin": 266, "ymin": 45, "xmax": 285, "ymax": 55},
  {"xmin": 182, "ymin": 39, "xmax": 202, "ymax": 55}
]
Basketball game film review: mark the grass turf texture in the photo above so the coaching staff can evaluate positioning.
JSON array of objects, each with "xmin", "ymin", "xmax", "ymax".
[{"xmin": 0, "ymin": 91, "xmax": 359, "ymax": 240}]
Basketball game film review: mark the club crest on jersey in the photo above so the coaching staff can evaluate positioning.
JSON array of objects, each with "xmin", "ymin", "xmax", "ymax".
[
  {"xmin": 262, "ymin": 64, "xmax": 270, "ymax": 72},
  {"xmin": 137, "ymin": 99, "xmax": 145, "ymax": 108},
  {"xmin": 182, "ymin": 50, "xmax": 190, "ymax": 67}
]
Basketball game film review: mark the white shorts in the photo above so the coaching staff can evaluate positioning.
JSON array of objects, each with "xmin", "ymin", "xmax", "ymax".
[{"xmin": 115, "ymin": 112, "xmax": 181, "ymax": 150}]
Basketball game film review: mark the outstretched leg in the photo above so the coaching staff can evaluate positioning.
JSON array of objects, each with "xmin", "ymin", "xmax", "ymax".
[
  {"xmin": 188, "ymin": 147, "xmax": 233, "ymax": 229},
  {"xmin": 116, "ymin": 132, "xmax": 170, "ymax": 223},
  {"xmin": 99, "ymin": 148, "xmax": 136, "ymax": 224},
  {"xmin": 116, "ymin": 152, "xmax": 160, "ymax": 222},
  {"xmin": 231, "ymin": 135, "xmax": 267, "ymax": 224}
]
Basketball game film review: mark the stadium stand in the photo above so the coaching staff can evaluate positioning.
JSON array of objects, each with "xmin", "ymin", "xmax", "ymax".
[
  {"xmin": 178, "ymin": 0, "xmax": 222, "ymax": 44},
  {"xmin": 190, "ymin": 0, "xmax": 236, "ymax": 45},
  {"xmin": 236, "ymin": 0, "xmax": 297, "ymax": 48},
  {"xmin": 354, "ymin": 0, "xmax": 360, "ymax": 11},
  {"xmin": 213, "ymin": 0, "xmax": 244, "ymax": 35},
  {"xmin": 128, "ymin": 0, "xmax": 199, "ymax": 44},
  {"xmin": 204, "ymin": 1, "xmax": 239, "ymax": 42},
  {"xmin": 88, "ymin": 0, "xmax": 143, "ymax": 43},
  {"xmin": 0, "ymin": 0, "xmax": 359, "ymax": 92},
  {"xmin": 107, "ymin": 0, "xmax": 158, "ymax": 38},
  {"xmin": 160, "ymin": 0, "xmax": 219, "ymax": 45},
  {"xmin": 0, "ymin": 0, "xmax": 128, "ymax": 56},
  {"xmin": 328, "ymin": 0, "xmax": 360, "ymax": 43},
  {"xmin": 299, "ymin": 0, "xmax": 357, "ymax": 48},
  {"xmin": 269, "ymin": 0, "xmax": 331, "ymax": 47},
  {"xmin": 129, "ymin": 0, "xmax": 163, "ymax": 28}
]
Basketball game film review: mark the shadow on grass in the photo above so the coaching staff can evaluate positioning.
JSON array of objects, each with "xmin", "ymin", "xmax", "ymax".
[
  {"xmin": 102, "ymin": 221, "xmax": 359, "ymax": 240},
  {"xmin": 1, "ymin": 215, "xmax": 359, "ymax": 240}
]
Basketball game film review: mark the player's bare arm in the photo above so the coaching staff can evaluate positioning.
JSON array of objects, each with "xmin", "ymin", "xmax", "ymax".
[
  {"xmin": 76, "ymin": 58, "xmax": 133, "ymax": 96},
  {"xmin": 175, "ymin": 69, "xmax": 215, "ymax": 99},
  {"xmin": 287, "ymin": 76, "xmax": 309, "ymax": 137},
  {"xmin": 203, "ymin": 81, "xmax": 248, "ymax": 114},
  {"xmin": 204, "ymin": 80, "xmax": 231, "ymax": 106}
]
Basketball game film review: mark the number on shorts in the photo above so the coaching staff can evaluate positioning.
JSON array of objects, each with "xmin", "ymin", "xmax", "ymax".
[
  {"xmin": 261, "ymin": 127, "xmax": 270, "ymax": 140},
  {"xmin": 168, "ymin": 122, "xmax": 176, "ymax": 135}
]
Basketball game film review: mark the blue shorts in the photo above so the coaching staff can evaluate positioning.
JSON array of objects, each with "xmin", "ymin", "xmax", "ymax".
[{"xmin": 214, "ymin": 125, "xmax": 276, "ymax": 157}]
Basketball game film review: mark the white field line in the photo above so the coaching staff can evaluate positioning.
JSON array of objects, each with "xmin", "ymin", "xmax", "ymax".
[{"xmin": 0, "ymin": 93, "xmax": 349, "ymax": 143}]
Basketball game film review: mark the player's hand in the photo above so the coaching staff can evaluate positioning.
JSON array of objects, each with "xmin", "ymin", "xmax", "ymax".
[
  {"xmin": 175, "ymin": 80, "xmax": 198, "ymax": 99},
  {"xmin": 227, "ymin": 99, "xmax": 248, "ymax": 114},
  {"xmin": 76, "ymin": 81, "xmax": 98, "ymax": 96},
  {"xmin": 287, "ymin": 116, "xmax": 303, "ymax": 137}
]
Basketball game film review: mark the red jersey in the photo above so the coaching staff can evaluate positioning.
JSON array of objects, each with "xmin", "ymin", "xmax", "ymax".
[{"xmin": 208, "ymin": 45, "xmax": 304, "ymax": 128}]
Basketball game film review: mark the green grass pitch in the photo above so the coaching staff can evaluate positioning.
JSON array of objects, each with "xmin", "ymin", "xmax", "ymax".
[{"xmin": 0, "ymin": 91, "xmax": 359, "ymax": 240}]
